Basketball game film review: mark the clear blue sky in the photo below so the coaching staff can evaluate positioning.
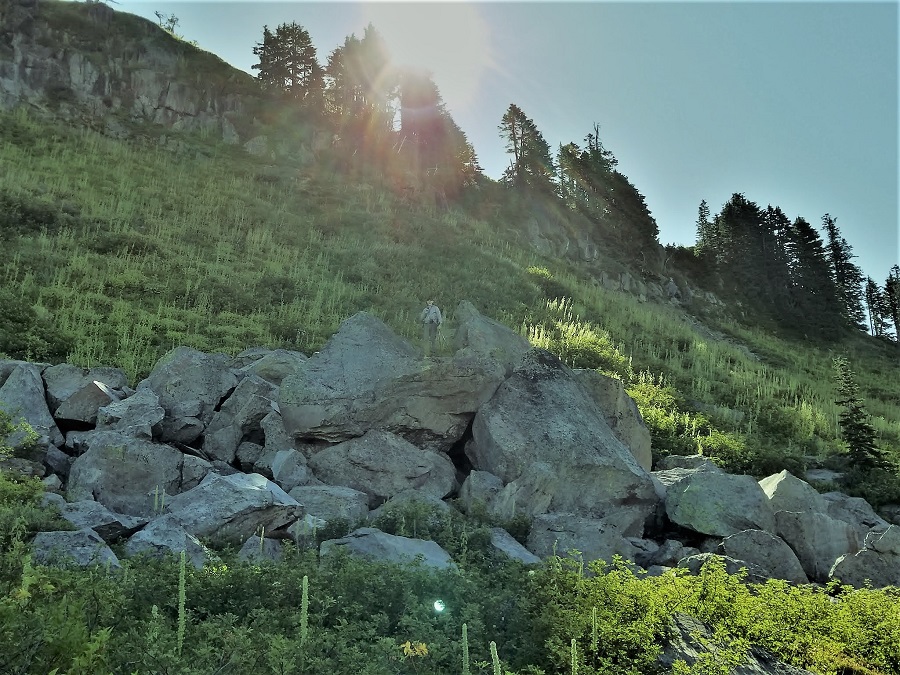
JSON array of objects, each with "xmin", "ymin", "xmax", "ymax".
[{"xmin": 116, "ymin": 1, "xmax": 899, "ymax": 282}]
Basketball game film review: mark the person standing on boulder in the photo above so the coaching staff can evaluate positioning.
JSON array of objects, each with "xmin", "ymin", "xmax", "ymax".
[{"xmin": 420, "ymin": 299, "xmax": 443, "ymax": 356}]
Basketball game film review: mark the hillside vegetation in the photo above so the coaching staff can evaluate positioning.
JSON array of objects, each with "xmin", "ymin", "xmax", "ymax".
[{"xmin": 1, "ymin": 2, "xmax": 899, "ymax": 673}]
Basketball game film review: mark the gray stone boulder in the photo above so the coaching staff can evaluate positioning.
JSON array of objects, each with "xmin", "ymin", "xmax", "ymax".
[
  {"xmin": 233, "ymin": 348, "xmax": 307, "ymax": 386},
  {"xmin": 58, "ymin": 500, "xmax": 147, "ymax": 542},
  {"xmin": 774, "ymin": 510, "xmax": 860, "ymax": 583},
  {"xmin": 457, "ymin": 470, "xmax": 504, "ymax": 515},
  {"xmin": 758, "ymin": 470, "xmax": 828, "ymax": 514},
  {"xmin": 32, "ymin": 529, "xmax": 120, "ymax": 569},
  {"xmin": 320, "ymin": 527, "xmax": 455, "ymax": 570},
  {"xmin": 42, "ymin": 363, "xmax": 128, "ymax": 413},
  {"xmin": 55, "ymin": 381, "xmax": 121, "ymax": 425},
  {"xmin": 718, "ymin": 529, "xmax": 808, "ymax": 584},
  {"xmin": 280, "ymin": 312, "xmax": 506, "ymax": 452},
  {"xmin": 573, "ymin": 369, "xmax": 652, "ymax": 472},
  {"xmin": 308, "ymin": 430, "xmax": 457, "ymax": 508},
  {"xmin": 368, "ymin": 490, "xmax": 454, "ymax": 523},
  {"xmin": 124, "ymin": 515, "xmax": 213, "ymax": 568},
  {"xmin": 66, "ymin": 431, "xmax": 184, "ymax": 516},
  {"xmin": 139, "ymin": 346, "xmax": 238, "ymax": 443},
  {"xmin": 649, "ymin": 539, "xmax": 701, "ymax": 567},
  {"xmin": 659, "ymin": 468, "xmax": 776, "ymax": 537},
  {"xmin": 490, "ymin": 527, "xmax": 541, "ymax": 565},
  {"xmin": 526, "ymin": 512, "xmax": 640, "ymax": 563},
  {"xmin": 270, "ymin": 448, "xmax": 317, "ymax": 492},
  {"xmin": 96, "ymin": 387, "xmax": 165, "ymax": 439},
  {"xmin": 163, "ymin": 472, "xmax": 303, "ymax": 541},
  {"xmin": 0, "ymin": 363, "xmax": 63, "ymax": 447},
  {"xmin": 822, "ymin": 491, "xmax": 891, "ymax": 542},
  {"xmin": 287, "ymin": 484, "xmax": 370, "ymax": 524},
  {"xmin": 203, "ymin": 374, "xmax": 277, "ymax": 463},
  {"xmin": 658, "ymin": 614, "xmax": 817, "ymax": 674},
  {"xmin": 466, "ymin": 349, "xmax": 656, "ymax": 533},
  {"xmin": 655, "ymin": 455, "xmax": 723, "ymax": 472},
  {"xmin": 829, "ymin": 525, "xmax": 900, "ymax": 588},
  {"xmin": 238, "ymin": 535, "xmax": 283, "ymax": 563},
  {"xmin": 677, "ymin": 553, "xmax": 768, "ymax": 583},
  {"xmin": 452, "ymin": 300, "xmax": 531, "ymax": 376}
]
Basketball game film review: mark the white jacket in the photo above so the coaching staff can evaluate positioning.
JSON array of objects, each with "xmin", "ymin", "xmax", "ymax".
[{"xmin": 421, "ymin": 305, "xmax": 442, "ymax": 325}]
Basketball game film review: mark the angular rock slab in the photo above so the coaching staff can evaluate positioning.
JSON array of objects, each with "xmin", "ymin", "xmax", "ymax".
[
  {"xmin": 58, "ymin": 500, "xmax": 148, "ymax": 542},
  {"xmin": 452, "ymin": 300, "xmax": 531, "ymax": 376},
  {"xmin": 96, "ymin": 387, "xmax": 165, "ymax": 439},
  {"xmin": 54, "ymin": 380, "xmax": 120, "ymax": 424},
  {"xmin": 718, "ymin": 529, "xmax": 808, "ymax": 584},
  {"xmin": 490, "ymin": 527, "xmax": 541, "ymax": 565},
  {"xmin": 238, "ymin": 535, "xmax": 283, "ymax": 563},
  {"xmin": 287, "ymin": 484, "xmax": 370, "ymax": 524},
  {"xmin": 526, "ymin": 512, "xmax": 640, "ymax": 564},
  {"xmin": 280, "ymin": 312, "xmax": 506, "ymax": 452},
  {"xmin": 233, "ymin": 348, "xmax": 307, "ymax": 386},
  {"xmin": 32, "ymin": 529, "xmax": 121, "ymax": 569},
  {"xmin": 0, "ymin": 363, "xmax": 63, "ymax": 447},
  {"xmin": 758, "ymin": 470, "xmax": 828, "ymax": 515},
  {"xmin": 139, "ymin": 346, "xmax": 238, "ymax": 443},
  {"xmin": 830, "ymin": 525, "xmax": 900, "ymax": 589},
  {"xmin": 774, "ymin": 510, "xmax": 860, "ymax": 583},
  {"xmin": 822, "ymin": 491, "xmax": 891, "ymax": 543},
  {"xmin": 308, "ymin": 429, "xmax": 457, "ymax": 508},
  {"xmin": 43, "ymin": 363, "xmax": 127, "ymax": 413},
  {"xmin": 466, "ymin": 349, "xmax": 656, "ymax": 532},
  {"xmin": 203, "ymin": 374, "xmax": 277, "ymax": 463},
  {"xmin": 320, "ymin": 527, "xmax": 455, "ymax": 570},
  {"xmin": 574, "ymin": 369, "xmax": 652, "ymax": 472},
  {"xmin": 677, "ymin": 553, "xmax": 768, "ymax": 584},
  {"xmin": 125, "ymin": 515, "xmax": 213, "ymax": 569},
  {"xmin": 661, "ymin": 469, "xmax": 777, "ymax": 538},
  {"xmin": 66, "ymin": 430, "xmax": 184, "ymax": 517},
  {"xmin": 164, "ymin": 472, "xmax": 303, "ymax": 541}
]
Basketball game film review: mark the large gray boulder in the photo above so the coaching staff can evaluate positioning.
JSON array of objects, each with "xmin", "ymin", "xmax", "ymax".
[
  {"xmin": 526, "ymin": 512, "xmax": 640, "ymax": 563},
  {"xmin": 96, "ymin": 387, "xmax": 165, "ymax": 439},
  {"xmin": 822, "ymin": 492, "xmax": 891, "ymax": 542},
  {"xmin": 124, "ymin": 515, "xmax": 213, "ymax": 568},
  {"xmin": 0, "ymin": 363, "xmax": 62, "ymax": 447},
  {"xmin": 829, "ymin": 525, "xmax": 900, "ymax": 588},
  {"xmin": 55, "ymin": 381, "xmax": 121, "ymax": 425},
  {"xmin": 287, "ymin": 485, "xmax": 370, "ymax": 524},
  {"xmin": 232, "ymin": 348, "xmax": 307, "ymax": 386},
  {"xmin": 319, "ymin": 527, "xmax": 455, "ymax": 570},
  {"xmin": 490, "ymin": 527, "xmax": 541, "ymax": 565},
  {"xmin": 759, "ymin": 470, "xmax": 828, "ymax": 514},
  {"xmin": 279, "ymin": 312, "xmax": 506, "ymax": 452},
  {"xmin": 774, "ymin": 510, "xmax": 860, "ymax": 583},
  {"xmin": 574, "ymin": 369, "xmax": 652, "ymax": 472},
  {"xmin": 659, "ymin": 468, "xmax": 776, "ymax": 537},
  {"xmin": 66, "ymin": 431, "xmax": 184, "ymax": 516},
  {"xmin": 677, "ymin": 553, "xmax": 768, "ymax": 583},
  {"xmin": 717, "ymin": 529, "xmax": 808, "ymax": 584},
  {"xmin": 452, "ymin": 300, "xmax": 531, "ymax": 376},
  {"xmin": 457, "ymin": 470, "xmax": 504, "ymax": 515},
  {"xmin": 163, "ymin": 472, "xmax": 303, "ymax": 541},
  {"xmin": 58, "ymin": 500, "xmax": 147, "ymax": 542},
  {"xmin": 42, "ymin": 363, "xmax": 128, "ymax": 413},
  {"xmin": 32, "ymin": 529, "xmax": 120, "ymax": 569},
  {"xmin": 270, "ymin": 448, "xmax": 317, "ymax": 492},
  {"xmin": 203, "ymin": 374, "xmax": 277, "ymax": 463},
  {"xmin": 138, "ymin": 346, "xmax": 238, "ymax": 443},
  {"xmin": 466, "ymin": 349, "xmax": 657, "ymax": 532},
  {"xmin": 308, "ymin": 430, "xmax": 456, "ymax": 508}
]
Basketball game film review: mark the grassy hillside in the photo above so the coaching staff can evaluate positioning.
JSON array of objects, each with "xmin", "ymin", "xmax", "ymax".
[{"xmin": 2, "ymin": 105, "xmax": 899, "ymax": 499}]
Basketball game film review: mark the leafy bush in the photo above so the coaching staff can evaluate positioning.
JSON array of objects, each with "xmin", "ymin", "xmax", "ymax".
[{"xmin": 0, "ymin": 288, "xmax": 73, "ymax": 362}]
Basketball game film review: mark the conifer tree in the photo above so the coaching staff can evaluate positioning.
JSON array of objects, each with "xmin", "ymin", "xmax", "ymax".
[
  {"xmin": 864, "ymin": 277, "xmax": 889, "ymax": 337},
  {"xmin": 821, "ymin": 214, "xmax": 866, "ymax": 330},
  {"xmin": 498, "ymin": 104, "xmax": 555, "ymax": 191},
  {"xmin": 833, "ymin": 356, "xmax": 890, "ymax": 470},
  {"xmin": 252, "ymin": 23, "xmax": 323, "ymax": 105},
  {"xmin": 884, "ymin": 265, "xmax": 900, "ymax": 341},
  {"xmin": 784, "ymin": 217, "xmax": 842, "ymax": 339}
]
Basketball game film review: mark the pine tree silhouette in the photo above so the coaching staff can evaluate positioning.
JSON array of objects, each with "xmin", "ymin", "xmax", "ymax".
[{"xmin": 832, "ymin": 356, "xmax": 890, "ymax": 470}]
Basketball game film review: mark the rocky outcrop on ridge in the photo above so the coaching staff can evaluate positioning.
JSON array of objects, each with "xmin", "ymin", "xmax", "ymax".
[{"xmin": 0, "ymin": 301, "xmax": 893, "ymax": 592}]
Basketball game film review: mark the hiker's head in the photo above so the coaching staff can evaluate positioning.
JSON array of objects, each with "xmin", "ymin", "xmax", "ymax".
[{"xmin": 427, "ymin": 299, "xmax": 434, "ymax": 306}]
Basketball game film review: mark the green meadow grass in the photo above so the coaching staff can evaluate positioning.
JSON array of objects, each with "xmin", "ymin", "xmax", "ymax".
[{"xmin": 2, "ymin": 108, "xmax": 899, "ymax": 488}]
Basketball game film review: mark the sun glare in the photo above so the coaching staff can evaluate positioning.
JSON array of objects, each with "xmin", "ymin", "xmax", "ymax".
[{"xmin": 358, "ymin": 3, "xmax": 491, "ymax": 111}]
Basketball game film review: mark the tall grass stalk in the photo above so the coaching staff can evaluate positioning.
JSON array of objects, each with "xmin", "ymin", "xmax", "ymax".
[
  {"xmin": 177, "ymin": 550, "xmax": 186, "ymax": 656},
  {"xmin": 490, "ymin": 641, "xmax": 500, "ymax": 675},
  {"xmin": 300, "ymin": 574, "xmax": 309, "ymax": 648},
  {"xmin": 461, "ymin": 622, "xmax": 470, "ymax": 675}
]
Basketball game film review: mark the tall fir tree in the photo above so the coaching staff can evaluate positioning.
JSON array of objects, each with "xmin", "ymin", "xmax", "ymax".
[
  {"xmin": 821, "ymin": 214, "xmax": 866, "ymax": 330},
  {"xmin": 864, "ymin": 277, "xmax": 889, "ymax": 337},
  {"xmin": 833, "ymin": 356, "xmax": 890, "ymax": 470},
  {"xmin": 884, "ymin": 265, "xmax": 900, "ymax": 341},
  {"xmin": 252, "ymin": 23, "xmax": 323, "ymax": 106},
  {"xmin": 498, "ymin": 104, "xmax": 555, "ymax": 192},
  {"xmin": 784, "ymin": 217, "xmax": 842, "ymax": 340}
]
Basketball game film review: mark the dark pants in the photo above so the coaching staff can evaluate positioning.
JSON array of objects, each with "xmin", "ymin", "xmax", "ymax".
[{"xmin": 423, "ymin": 322, "xmax": 438, "ymax": 354}]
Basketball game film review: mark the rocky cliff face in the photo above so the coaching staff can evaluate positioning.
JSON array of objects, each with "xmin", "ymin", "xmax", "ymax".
[{"xmin": 0, "ymin": 0, "xmax": 258, "ymax": 142}]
